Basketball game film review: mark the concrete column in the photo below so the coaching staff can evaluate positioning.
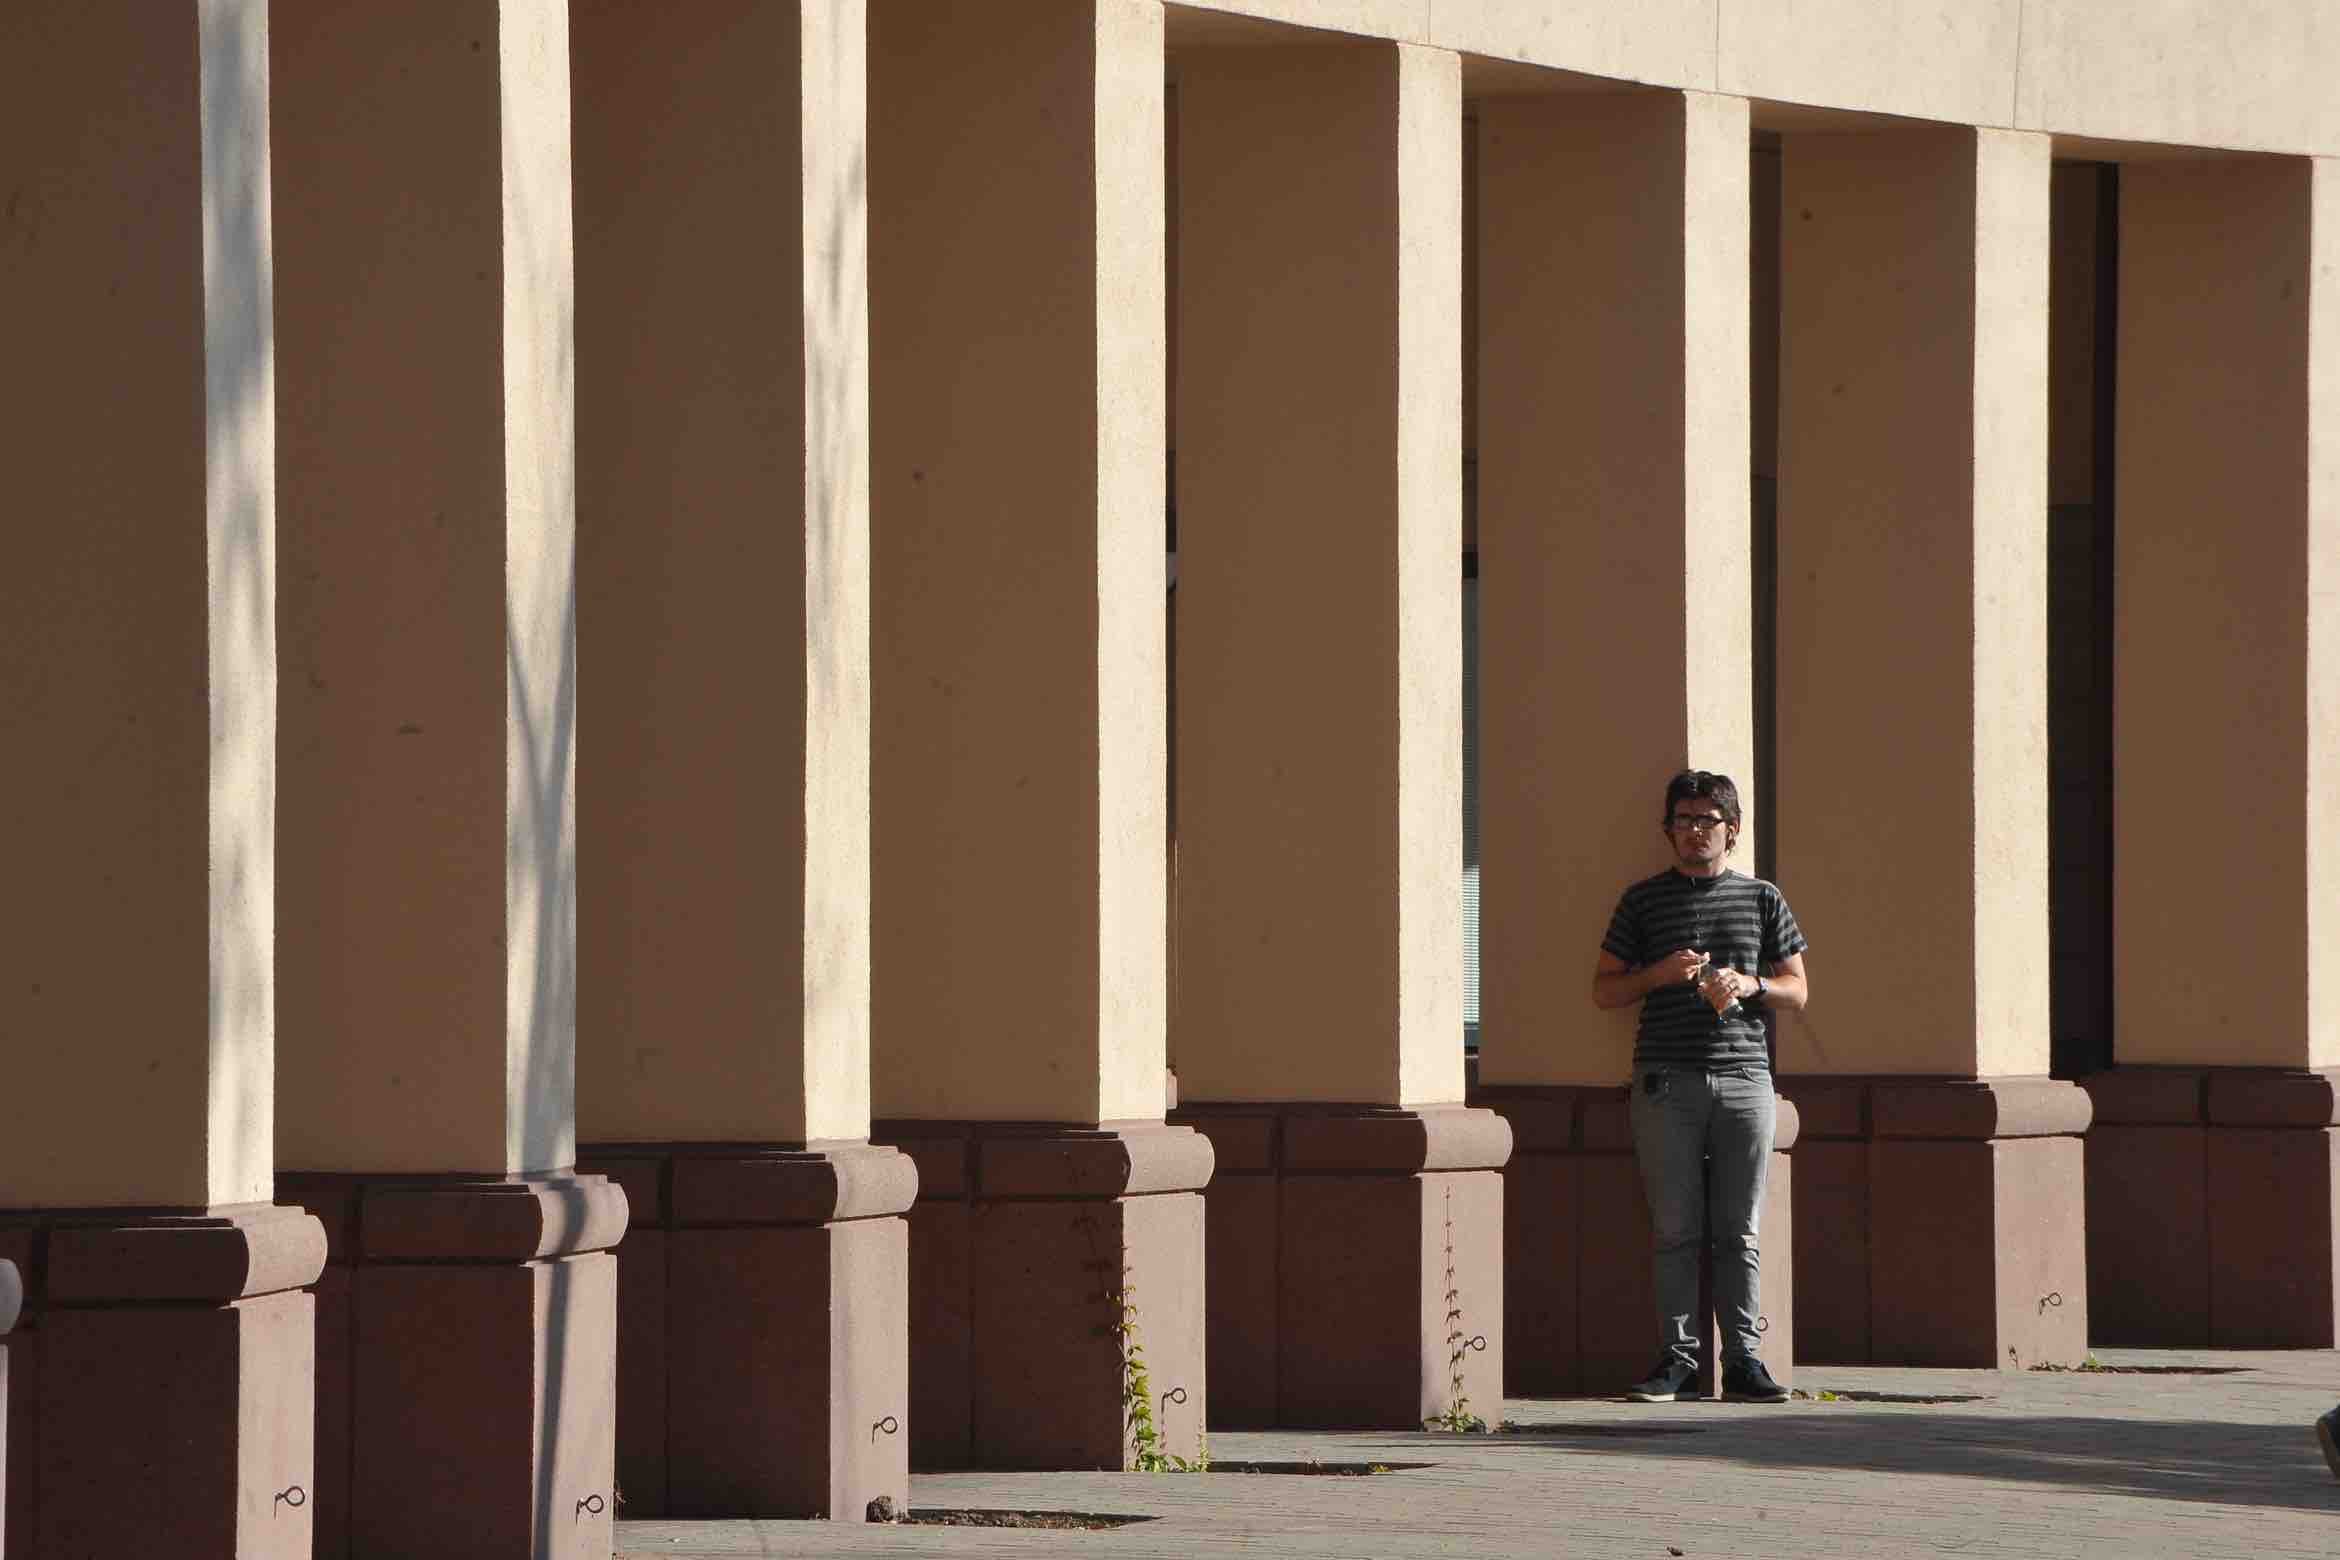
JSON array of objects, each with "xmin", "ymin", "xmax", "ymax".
[
  {"xmin": 0, "ymin": 7, "xmax": 327, "ymax": 1555},
  {"xmin": 270, "ymin": 5, "xmax": 624, "ymax": 1554},
  {"xmin": 1775, "ymin": 126, "xmax": 2087, "ymax": 1368},
  {"xmin": 867, "ymin": 0, "xmax": 1208, "ymax": 1471},
  {"xmin": 1168, "ymin": 38, "xmax": 1508, "ymax": 1431},
  {"xmin": 567, "ymin": 0, "xmax": 911, "ymax": 1520},
  {"xmin": 1470, "ymin": 90, "xmax": 1795, "ymax": 1395},
  {"xmin": 2084, "ymin": 156, "xmax": 2340, "ymax": 1347}
]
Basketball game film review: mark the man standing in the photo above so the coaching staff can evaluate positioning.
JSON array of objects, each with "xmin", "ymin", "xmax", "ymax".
[{"xmin": 1591, "ymin": 770, "xmax": 1809, "ymax": 1403}]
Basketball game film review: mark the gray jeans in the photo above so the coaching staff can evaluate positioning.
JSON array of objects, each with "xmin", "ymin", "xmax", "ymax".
[{"xmin": 1628, "ymin": 1064, "xmax": 1776, "ymax": 1367}]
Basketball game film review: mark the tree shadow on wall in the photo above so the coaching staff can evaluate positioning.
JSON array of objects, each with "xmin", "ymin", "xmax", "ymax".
[
  {"xmin": 203, "ymin": 0, "xmax": 277, "ymax": 1211},
  {"xmin": 504, "ymin": 3, "xmax": 587, "ymax": 1542}
]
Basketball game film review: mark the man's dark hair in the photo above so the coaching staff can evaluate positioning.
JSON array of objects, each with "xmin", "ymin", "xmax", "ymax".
[{"xmin": 1661, "ymin": 770, "xmax": 1742, "ymax": 830}]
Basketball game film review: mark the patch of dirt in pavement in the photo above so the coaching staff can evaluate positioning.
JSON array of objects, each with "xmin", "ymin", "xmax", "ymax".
[
  {"xmin": 1208, "ymin": 1460, "xmax": 1435, "ymax": 1474},
  {"xmin": 1497, "ymin": 1424, "xmax": 1709, "ymax": 1438},
  {"xmin": 2031, "ymin": 1363, "xmax": 2253, "ymax": 1375},
  {"xmin": 1801, "ymin": 1391, "xmax": 1988, "ymax": 1404},
  {"xmin": 898, "ymin": 1509, "xmax": 1155, "ymax": 1529}
]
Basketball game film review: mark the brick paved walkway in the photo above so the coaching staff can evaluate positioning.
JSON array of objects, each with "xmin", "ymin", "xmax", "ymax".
[{"xmin": 617, "ymin": 1349, "xmax": 2340, "ymax": 1558}]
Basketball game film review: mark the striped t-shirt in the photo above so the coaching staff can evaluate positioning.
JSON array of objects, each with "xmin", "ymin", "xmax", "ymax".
[{"xmin": 1601, "ymin": 868, "xmax": 1808, "ymax": 1070}]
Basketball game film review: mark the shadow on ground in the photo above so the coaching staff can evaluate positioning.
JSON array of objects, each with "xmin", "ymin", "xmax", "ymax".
[{"xmin": 1475, "ymin": 1411, "xmax": 2340, "ymax": 1515}]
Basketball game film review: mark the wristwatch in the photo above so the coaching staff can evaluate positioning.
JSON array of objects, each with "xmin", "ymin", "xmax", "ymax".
[{"xmin": 1753, "ymin": 974, "xmax": 1767, "ymax": 1004}]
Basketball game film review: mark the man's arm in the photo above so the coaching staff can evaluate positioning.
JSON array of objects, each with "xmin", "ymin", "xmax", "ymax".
[
  {"xmin": 1694, "ymin": 950, "xmax": 1810, "ymax": 1013},
  {"xmin": 1591, "ymin": 947, "xmax": 1706, "ymax": 1010}
]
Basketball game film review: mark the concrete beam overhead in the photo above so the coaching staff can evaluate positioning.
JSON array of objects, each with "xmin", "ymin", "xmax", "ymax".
[{"xmin": 1166, "ymin": 0, "xmax": 2340, "ymax": 157}]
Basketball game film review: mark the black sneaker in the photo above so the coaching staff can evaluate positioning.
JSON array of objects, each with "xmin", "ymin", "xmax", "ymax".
[
  {"xmin": 1721, "ymin": 1357, "xmax": 1789, "ymax": 1402},
  {"xmin": 2317, "ymin": 1406, "xmax": 2340, "ymax": 1481},
  {"xmin": 1626, "ymin": 1357, "xmax": 1698, "ymax": 1402}
]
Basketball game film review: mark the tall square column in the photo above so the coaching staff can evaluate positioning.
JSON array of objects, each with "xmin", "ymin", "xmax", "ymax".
[
  {"xmin": 867, "ymin": 0, "xmax": 1208, "ymax": 1471},
  {"xmin": 568, "ymin": 0, "xmax": 910, "ymax": 1520},
  {"xmin": 2085, "ymin": 157, "xmax": 2340, "ymax": 1346},
  {"xmin": 270, "ymin": 4, "xmax": 624, "ymax": 1554},
  {"xmin": 1775, "ymin": 126, "xmax": 2088, "ymax": 1367},
  {"xmin": 0, "ymin": 7, "xmax": 327, "ymax": 1556},
  {"xmin": 1169, "ymin": 38, "xmax": 1509, "ymax": 1431},
  {"xmin": 1470, "ymin": 89, "xmax": 1794, "ymax": 1396}
]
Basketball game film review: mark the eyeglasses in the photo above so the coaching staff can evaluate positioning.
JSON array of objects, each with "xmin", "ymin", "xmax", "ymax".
[{"xmin": 1668, "ymin": 814, "xmax": 1731, "ymax": 833}]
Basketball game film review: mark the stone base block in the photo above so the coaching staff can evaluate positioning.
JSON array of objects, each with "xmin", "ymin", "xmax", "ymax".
[
  {"xmin": 670, "ymin": 1220, "xmax": 907, "ymax": 1515},
  {"xmin": 1571, "ymin": 1145, "xmax": 1654, "ymax": 1395},
  {"xmin": 2207, "ymin": 1124, "xmax": 2339, "ymax": 1346},
  {"xmin": 2083, "ymin": 1067, "xmax": 2340, "ymax": 1347},
  {"xmin": 576, "ymin": 1143, "xmax": 915, "ymax": 1519},
  {"xmin": 2087, "ymin": 1129, "xmax": 2208, "ymax": 1344},
  {"xmin": 614, "ymin": 1224, "xmax": 668, "ymax": 1513},
  {"xmin": 1787, "ymin": 1139, "xmax": 1869, "ymax": 1362},
  {"xmin": 1, "ymin": 1258, "xmax": 28, "ymax": 1559},
  {"xmin": 1200, "ymin": 1172, "xmax": 1277, "ymax": 1426},
  {"xmin": 279, "ymin": 1172, "xmax": 626, "ymax": 1558},
  {"xmin": 1169, "ymin": 1106, "xmax": 1508, "ymax": 1427},
  {"xmin": 1760, "ymin": 1151, "xmax": 1797, "ymax": 1380},
  {"xmin": 1781, "ymin": 1076, "xmax": 2090, "ymax": 1368},
  {"xmin": 353, "ymin": 1256, "xmax": 615, "ymax": 1560},
  {"xmin": 310, "ymin": 1262, "xmax": 355, "ymax": 1548},
  {"xmin": 974, "ymin": 1187, "xmax": 1206, "ymax": 1465},
  {"xmin": 0, "ymin": 1204, "xmax": 325, "ymax": 1560},
  {"xmin": 1, "ymin": 1257, "xmax": 17, "ymax": 1560},
  {"xmin": 1285, "ymin": 1168, "xmax": 1503, "ymax": 1428},
  {"xmin": 1782, "ymin": 1079, "xmax": 1867, "ymax": 1364},
  {"xmin": 43, "ymin": 1293, "xmax": 316, "ymax": 1559},
  {"xmin": 877, "ymin": 1122, "xmax": 1212, "ymax": 1468},
  {"xmin": 1500, "ymin": 1152, "xmax": 1580, "ymax": 1395},
  {"xmin": 1870, "ymin": 1136, "xmax": 2087, "ymax": 1366},
  {"xmin": 2088, "ymin": 1122, "xmax": 2210, "ymax": 1342},
  {"xmin": 905, "ymin": 1199, "xmax": 972, "ymax": 1469},
  {"xmin": 560, "ymin": 1158, "xmax": 667, "ymax": 1518},
  {"xmin": 1477, "ymin": 1087, "xmax": 1797, "ymax": 1397},
  {"xmin": 2081, "ymin": 1069, "xmax": 2210, "ymax": 1346}
]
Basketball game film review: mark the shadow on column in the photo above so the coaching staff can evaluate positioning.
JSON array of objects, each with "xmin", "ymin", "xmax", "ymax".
[{"xmin": 277, "ymin": 1173, "xmax": 624, "ymax": 1560}]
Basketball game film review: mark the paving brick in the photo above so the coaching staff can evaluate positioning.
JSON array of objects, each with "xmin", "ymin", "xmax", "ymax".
[{"xmin": 617, "ymin": 1347, "xmax": 2340, "ymax": 1558}]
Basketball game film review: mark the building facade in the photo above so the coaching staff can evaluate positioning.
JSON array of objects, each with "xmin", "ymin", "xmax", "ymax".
[{"xmin": 5, "ymin": 1, "xmax": 2339, "ymax": 1555}]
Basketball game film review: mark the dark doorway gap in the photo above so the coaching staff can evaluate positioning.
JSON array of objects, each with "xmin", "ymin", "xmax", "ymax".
[
  {"xmin": 1751, "ymin": 144, "xmax": 1782, "ymax": 890},
  {"xmin": 2046, "ymin": 163, "xmax": 2119, "ymax": 1081}
]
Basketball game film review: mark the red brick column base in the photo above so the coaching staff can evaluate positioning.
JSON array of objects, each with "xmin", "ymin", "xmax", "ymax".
[
  {"xmin": 278, "ymin": 1173, "xmax": 625, "ymax": 1560},
  {"xmin": 569, "ymin": 1157, "xmax": 669, "ymax": 1519},
  {"xmin": 0, "ymin": 1257, "xmax": 14, "ymax": 1560},
  {"xmin": 1474, "ymin": 1085, "xmax": 1798, "ymax": 1397},
  {"xmin": 871, "ymin": 1123, "xmax": 1212, "ymax": 1470},
  {"xmin": 1778, "ymin": 1076, "xmax": 2091, "ymax": 1368},
  {"xmin": 2083, "ymin": 1067, "xmax": 2340, "ymax": 1347},
  {"xmin": 1782, "ymin": 1080, "xmax": 1869, "ymax": 1362},
  {"xmin": 0, "ymin": 1203, "xmax": 325, "ymax": 1559},
  {"xmin": 575, "ymin": 1142, "xmax": 914, "ymax": 1519},
  {"xmin": 1163, "ymin": 1106, "xmax": 1508, "ymax": 1430},
  {"xmin": 2079, "ymin": 1068, "xmax": 2208, "ymax": 1345}
]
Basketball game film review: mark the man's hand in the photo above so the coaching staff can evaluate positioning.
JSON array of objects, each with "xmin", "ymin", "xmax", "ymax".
[
  {"xmin": 1650, "ymin": 948, "xmax": 1707, "ymax": 988},
  {"xmin": 1592, "ymin": 947, "xmax": 1707, "ymax": 1009},
  {"xmin": 1695, "ymin": 965, "xmax": 1751, "ymax": 1014}
]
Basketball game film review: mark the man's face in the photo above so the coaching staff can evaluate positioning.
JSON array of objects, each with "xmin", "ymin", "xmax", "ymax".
[{"xmin": 1665, "ymin": 797, "xmax": 1735, "ymax": 869}]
